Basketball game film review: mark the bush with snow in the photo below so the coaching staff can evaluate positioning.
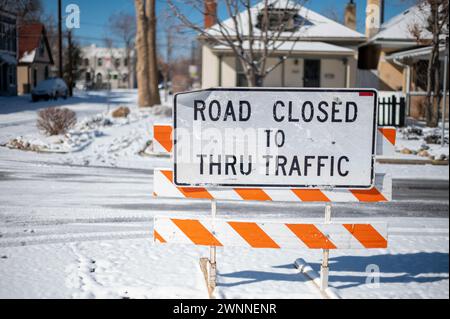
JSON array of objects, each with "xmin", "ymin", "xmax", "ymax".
[{"xmin": 37, "ymin": 107, "xmax": 77, "ymax": 136}]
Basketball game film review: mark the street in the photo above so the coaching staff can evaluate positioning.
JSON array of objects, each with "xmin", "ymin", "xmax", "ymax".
[{"xmin": 0, "ymin": 154, "xmax": 448, "ymax": 225}]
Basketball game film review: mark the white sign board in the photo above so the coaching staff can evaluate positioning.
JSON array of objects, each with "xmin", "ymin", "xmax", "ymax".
[{"xmin": 174, "ymin": 88, "xmax": 378, "ymax": 189}]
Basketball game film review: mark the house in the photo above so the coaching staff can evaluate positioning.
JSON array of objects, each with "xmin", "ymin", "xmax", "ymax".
[
  {"xmin": 77, "ymin": 44, "xmax": 136, "ymax": 90},
  {"xmin": 358, "ymin": 0, "xmax": 448, "ymax": 118},
  {"xmin": 200, "ymin": 0, "xmax": 366, "ymax": 88},
  {"xmin": 0, "ymin": 9, "xmax": 18, "ymax": 96},
  {"xmin": 17, "ymin": 23, "xmax": 54, "ymax": 95}
]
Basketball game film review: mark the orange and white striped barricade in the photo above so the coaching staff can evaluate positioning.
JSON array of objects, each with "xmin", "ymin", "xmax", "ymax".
[
  {"xmin": 154, "ymin": 217, "xmax": 388, "ymax": 250},
  {"xmin": 376, "ymin": 127, "xmax": 397, "ymax": 156},
  {"xmin": 152, "ymin": 89, "xmax": 394, "ymax": 295},
  {"xmin": 153, "ymin": 169, "xmax": 392, "ymax": 203},
  {"xmin": 152, "ymin": 123, "xmax": 173, "ymax": 155},
  {"xmin": 152, "ymin": 124, "xmax": 398, "ymax": 157}
]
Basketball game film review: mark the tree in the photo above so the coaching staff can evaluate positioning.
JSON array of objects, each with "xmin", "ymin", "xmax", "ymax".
[
  {"xmin": 168, "ymin": 0, "xmax": 308, "ymax": 87},
  {"xmin": 411, "ymin": 0, "xmax": 449, "ymax": 127},
  {"xmin": 63, "ymin": 31, "xmax": 83, "ymax": 96},
  {"xmin": 146, "ymin": 0, "xmax": 161, "ymax": 105},
  {"xmin": 134, "ymin": 0, "xmax": 161, "ymax": 107},
  {"xmin": 0, "ymin": 0, "xmax": 43, "ymax": 23},
  {"xmin": 109, "ymin": 11, "xmax": 136, "ymax": 89}
]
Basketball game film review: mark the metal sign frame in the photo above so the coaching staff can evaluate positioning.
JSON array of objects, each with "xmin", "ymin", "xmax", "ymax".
[{"xmin": 173, "ymin": 88, "xmax": 378, "ymax": 189}]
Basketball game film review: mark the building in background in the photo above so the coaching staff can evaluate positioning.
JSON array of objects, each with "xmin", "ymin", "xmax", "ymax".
[
  {"xmin": 200, "ymin": 0, "xmax": 365, "ymax": 89},
  {"xmin": 0, "ymin": 9, "xmax": 18, "ymax": 96},
  {"xmin": 358, "ymin": 1, "xmax": 448, "ymax": 119},
  {"xmin": 77, "ymin": 44, "xmax": 136, "ymax": 90},
  {"xmin": 17, "ymin": 23, "xmax": 54, "ymax": 95}
]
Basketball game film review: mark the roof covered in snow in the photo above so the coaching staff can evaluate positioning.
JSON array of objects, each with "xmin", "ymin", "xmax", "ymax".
[
  {"xmin": 205, "ymin": 0, "xmax": 365, "ymax": 41},
  {"xmin": 82, "ymin": 44, "xmax": 133, "ymax": 59},
  {"xmin": 18, "ymin": 23, "xmax": 53, "ymax": 64},
  {"xmin": 369, "ymin": 3, "xmax": 433, "ymax": 43}
]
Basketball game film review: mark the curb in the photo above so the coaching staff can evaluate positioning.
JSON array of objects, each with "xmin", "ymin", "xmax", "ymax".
[
  {"xmin": 377, "ymin": 158, "xmax": 449, "ymax": 166},
  {"xmin": 294, "ymin": 258, "xmax": 341, "ymax": 299}
]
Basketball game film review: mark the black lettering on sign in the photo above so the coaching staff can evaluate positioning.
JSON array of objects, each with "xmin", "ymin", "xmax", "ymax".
[
  {"xmin": 289, "ymin": 156, "xmax": 302, "ymax": 176},
  {"xmin": 224, "ymin": 101, "xmax": 236, "ymax": 121},
  {"xmin": 304, "ymin": 156, "xmax": 315, "ymax": 176},
  {"xmin": 239, "ymin": 101, "xmax": 251, "ymax": 121},
  {"xmin": 273, "ymin": 101, "xmax": 285, "ymax": 122},
  {"xmin": 209, "ymin": 100, "xmax": 221, "ymax": 121},
  {"xmin": 240, "ymin": 155, "xmax": 252, "ymax": 175},
  {"xmin": 194, "ymin": 100, "xmax": 206, "ymax": 121},
  {"xmin": 263, "ymin": 155, "xmax": 273, "ymax": 176},
  {"xmin": 317, "ymin": 101, "xmax": 329, "ymax": 122},
  {"xmin": 265, "ymin": 130, "xmax": 272, "ymax": 148},
  {"xmin": 225, "ymin": 155, "xmax": 237, "ymax": 175},
  {"xmin": 302, "ymin": 101, "xmax": 314, "ymax": 122},
  {"xmin": 275, "ymin": 130, "xmax": 285, "ymax": 148},
  {"xmin": 317, "ymin": 156, "xmax": 328, "ymax": 176},
  {"xmin": 288, "ymin": 101, "xmax": 299, "ymax": 122},
  {"xmin": 332, "ymin": 101, "xmax": 342, "ymax": 122},
  {"xmin": 197, "ymin": 154, "xmax": 206, "ymax": 175},
  {"xmin": 276, "ymin": 156, "xmax": 287, "ymax": 176},
  {"xmin": 346, "ymin": 102, "xmax": 358, "ymax": 122},
  {"xmin": 338, "ymin": 156, "xmax": 350, "ymax": 176}
]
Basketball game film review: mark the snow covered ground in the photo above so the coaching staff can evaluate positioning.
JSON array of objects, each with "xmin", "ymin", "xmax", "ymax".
[{"xmin": 0, "ymin": 90, "xmax": 448, "ymax": 299}]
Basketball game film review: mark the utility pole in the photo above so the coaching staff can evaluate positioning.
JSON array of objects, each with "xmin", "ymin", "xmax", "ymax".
[
  {"xmin": 164, "ymin": 27, "xmax": 172, "ymax": 102},
  {"xmin": 68, "ymin": 30, "xmax": 73, "ymax": 97},
  {"xmin": 58, "ymin": 0, "xmax": 63, "ymax": 78},
  {"xmin": 441, "ymin": 37, "xmax": 448, "ymax": 147}
]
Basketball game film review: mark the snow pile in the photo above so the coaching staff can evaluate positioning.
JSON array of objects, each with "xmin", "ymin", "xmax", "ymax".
[
  {"xmin": 2, "ymin": 104, "xmax": 171, "ymax": 155},
  {"xmin": 395, "ymin": 126, "xmax": 449, "ymax": 161}
]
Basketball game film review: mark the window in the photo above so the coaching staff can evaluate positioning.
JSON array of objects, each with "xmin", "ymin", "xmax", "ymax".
[
  {"xmin": 98, "ymin": 58, "xmax": 103, "ymax": 67},
  {"xmin": 86, "ymin": 72, "xmax": 91, "ymax": 82},
  {"xmin": 124, "ymin": 58, "xmax": 128, "ymax": 67},
  {"xmin": 8, "ymin": 65, "xmax": 15, "ymax": 85},
  {"xmin": 255, "ymin": 7, "xmax": 312, "ymax": 32},
  {"xmin": 115, "ymin": 59, "xmax": 121, "ymax": 68},
  {"xmin": 84, "ymin": 58, "xmax": 89, "ymax": 67},
  {"xmin": 38, "ymin": 38, "xmax": 45, "ymax": 57},
  {"xmin": 33, "ymin": 69, "xmax": 37, "ymax": 87},
  {"xmin": 44, "ymin": 66, "xmax": 49, "ymax": 79}
]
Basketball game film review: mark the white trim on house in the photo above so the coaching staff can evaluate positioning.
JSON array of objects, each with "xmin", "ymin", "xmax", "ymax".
[
  {"xmin": 212, "ymin": 40, "xmax": 355, "ymax": 56},
  {"xmin": 385, "ymin": 44, "xmax": 446, "ymax": 62}
]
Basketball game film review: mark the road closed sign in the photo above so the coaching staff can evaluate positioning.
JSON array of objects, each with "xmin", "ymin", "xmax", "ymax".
[{"xmin": 174, "ymin": 88, "xmax": 378, "ymax": 189}]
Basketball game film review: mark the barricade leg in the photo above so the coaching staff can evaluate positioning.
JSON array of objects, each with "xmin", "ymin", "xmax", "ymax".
[
  {"xmin": 320, "ymin": 204, "xmax": 332, "ymax": 291},
  {"xmin": 209, "ymin": 200, "xmax": 217, "ymax": 290}
]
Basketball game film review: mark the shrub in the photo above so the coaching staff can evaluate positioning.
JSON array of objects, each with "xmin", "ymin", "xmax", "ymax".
[
  {"xmin": 37, "ymin": 107, "xmax": 77, "ymax": 136},
  {"xmin": 112, "ymin": 106, "xmax": 130, "ymax": 118}
]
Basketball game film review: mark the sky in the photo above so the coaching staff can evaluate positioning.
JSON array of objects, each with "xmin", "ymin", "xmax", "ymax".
[{"xmin": 42, "ymin": 0, "xmax": 416, "ymax": 56}]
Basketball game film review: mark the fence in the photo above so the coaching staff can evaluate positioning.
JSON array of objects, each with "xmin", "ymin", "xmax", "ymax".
[{"xmin": 378, "ymin": 93, "xmax": 406, "ymax": 127}]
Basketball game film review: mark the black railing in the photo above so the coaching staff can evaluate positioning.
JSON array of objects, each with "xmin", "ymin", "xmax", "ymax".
[{"xmin": 378, "ymin": 95, "xmax": 406, "ymax": 127}]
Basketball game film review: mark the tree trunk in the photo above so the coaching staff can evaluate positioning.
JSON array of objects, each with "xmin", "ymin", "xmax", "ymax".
[
  {"xmin": 425, "ymin": 1, "xmax": 442, "ymax": 128},
  {"xmin": 146, "ymin": 0, "xmax": 161, "ymax": 106},
  {"xmin": 425, "ymin": 51, "xmax": 434, "ymax": 126},
  {"xmin": 134, "ymin": 0, "xmax": 151, "ymax": 107},
  {"xmin": 126, "ymin": 47, "xmax": 132, "ymax": 89}
]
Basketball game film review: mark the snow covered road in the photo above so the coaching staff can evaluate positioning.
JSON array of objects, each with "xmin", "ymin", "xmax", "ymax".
[{"xmin": 0, "ymin": 152, "xmax": 448, "ymax": 299}]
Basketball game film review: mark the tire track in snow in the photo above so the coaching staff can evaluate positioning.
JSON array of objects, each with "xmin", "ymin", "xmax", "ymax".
[{"xmin": 0, "ymin": 230, "xmax": 151, "ymax": 248}]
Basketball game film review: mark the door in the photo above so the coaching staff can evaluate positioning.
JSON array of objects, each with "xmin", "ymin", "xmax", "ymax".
[
  {"xmin": 303, "ymin": 59, "xmax": 321, "ymax": 87},
  {"xmin": 0, "ymin": 65, "xmax": 7, "ymax": 93}
]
